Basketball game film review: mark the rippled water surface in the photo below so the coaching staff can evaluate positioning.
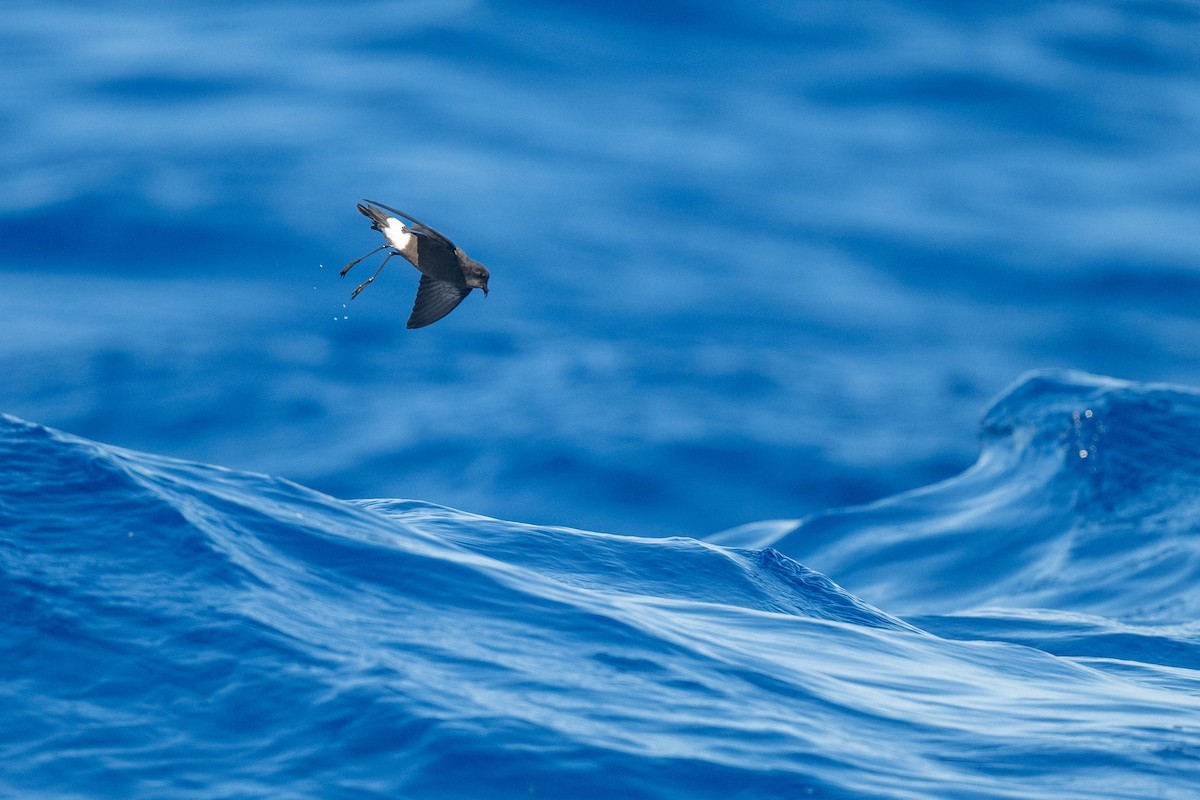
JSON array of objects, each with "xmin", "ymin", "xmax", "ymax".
[{"xmin": 2, "ymin": 1, "xmax": 1200, "ymax": 797}]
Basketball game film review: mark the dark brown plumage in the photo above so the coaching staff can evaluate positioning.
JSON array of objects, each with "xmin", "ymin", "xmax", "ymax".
[{"xmin": 341, "ymin": 200, "xmax": 490, "ymax": 329}]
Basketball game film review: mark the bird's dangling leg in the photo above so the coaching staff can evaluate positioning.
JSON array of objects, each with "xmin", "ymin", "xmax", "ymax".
[
  {"xmin": 341, "ymin": 245, "xmax": 388, "ymax": 278},
  {"xmin": 351, "ymin": 252, "xmax": 395, "ymax": 299}
]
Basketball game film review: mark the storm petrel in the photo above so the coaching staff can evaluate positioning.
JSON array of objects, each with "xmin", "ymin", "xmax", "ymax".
[{"xmin": 341, "ymin": 200, "xmax": 490, "ymax": 329}]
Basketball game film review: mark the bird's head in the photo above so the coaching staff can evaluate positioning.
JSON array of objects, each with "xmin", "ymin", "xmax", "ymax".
[{"xmin": 464, "ymin": 259, "xmax": 490, "ymax": 296}]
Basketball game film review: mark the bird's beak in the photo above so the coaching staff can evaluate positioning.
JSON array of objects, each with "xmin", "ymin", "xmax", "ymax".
[{"xmin": 482, "ymin": 287, "xmax": 489, "ymax": 297}]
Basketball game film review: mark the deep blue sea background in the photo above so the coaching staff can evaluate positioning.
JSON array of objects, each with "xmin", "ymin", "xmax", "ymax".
[{"xmin": 3, "ymin": 1, "xmax": 1200, "ymax": 797}]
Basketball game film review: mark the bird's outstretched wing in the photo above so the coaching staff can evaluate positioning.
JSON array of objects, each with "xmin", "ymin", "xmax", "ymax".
[
  {"xmin": 362, "ymin": 199, "xmax": 458, "ymax": 252},
  {"xmin": 408, "ymin": 275, "xmax": 472, "ymax": 329}
]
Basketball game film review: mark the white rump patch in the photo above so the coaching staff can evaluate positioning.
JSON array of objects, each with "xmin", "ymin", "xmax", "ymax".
[{"xmin": 383, "ymin": 217, "xmax": 413, "ymax": 251}]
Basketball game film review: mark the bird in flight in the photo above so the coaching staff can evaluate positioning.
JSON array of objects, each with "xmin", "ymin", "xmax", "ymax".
[{"xmin": 342, "ymin": 199, "xmax": 490, "ymax": 329}]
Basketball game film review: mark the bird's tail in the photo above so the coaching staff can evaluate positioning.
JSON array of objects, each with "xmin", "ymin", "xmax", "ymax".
[{"xmin": 356, "ymin": 203, "xmax": 392, "ymax": 233}]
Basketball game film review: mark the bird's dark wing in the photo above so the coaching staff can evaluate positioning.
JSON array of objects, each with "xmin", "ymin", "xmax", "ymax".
[
  {"xmin": 362, "ymin": 199, "xmax": 459, "ymax": 252},
  {"xmin": 407, "ymin": 275, "xmax": 472, "ymax": 329}
]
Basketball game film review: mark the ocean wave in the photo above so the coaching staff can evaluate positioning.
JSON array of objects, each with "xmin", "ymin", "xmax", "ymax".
[
  {"xmin": 726, "ymin": 370, "xmax": 1200, "ymax": 622},
  {"xmin": 4, "ymin": 370, "xmax": 1200, "ymax": 798}
]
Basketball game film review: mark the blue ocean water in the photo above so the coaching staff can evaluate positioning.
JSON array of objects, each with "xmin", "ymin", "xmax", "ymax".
[
  {"xmin": 4, "ymin": 372, "xmax": 1200, "ymax": 798},
  {"xmin": 3, "ymin": 0, "xmax": 1200, "ymax": 797}
]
